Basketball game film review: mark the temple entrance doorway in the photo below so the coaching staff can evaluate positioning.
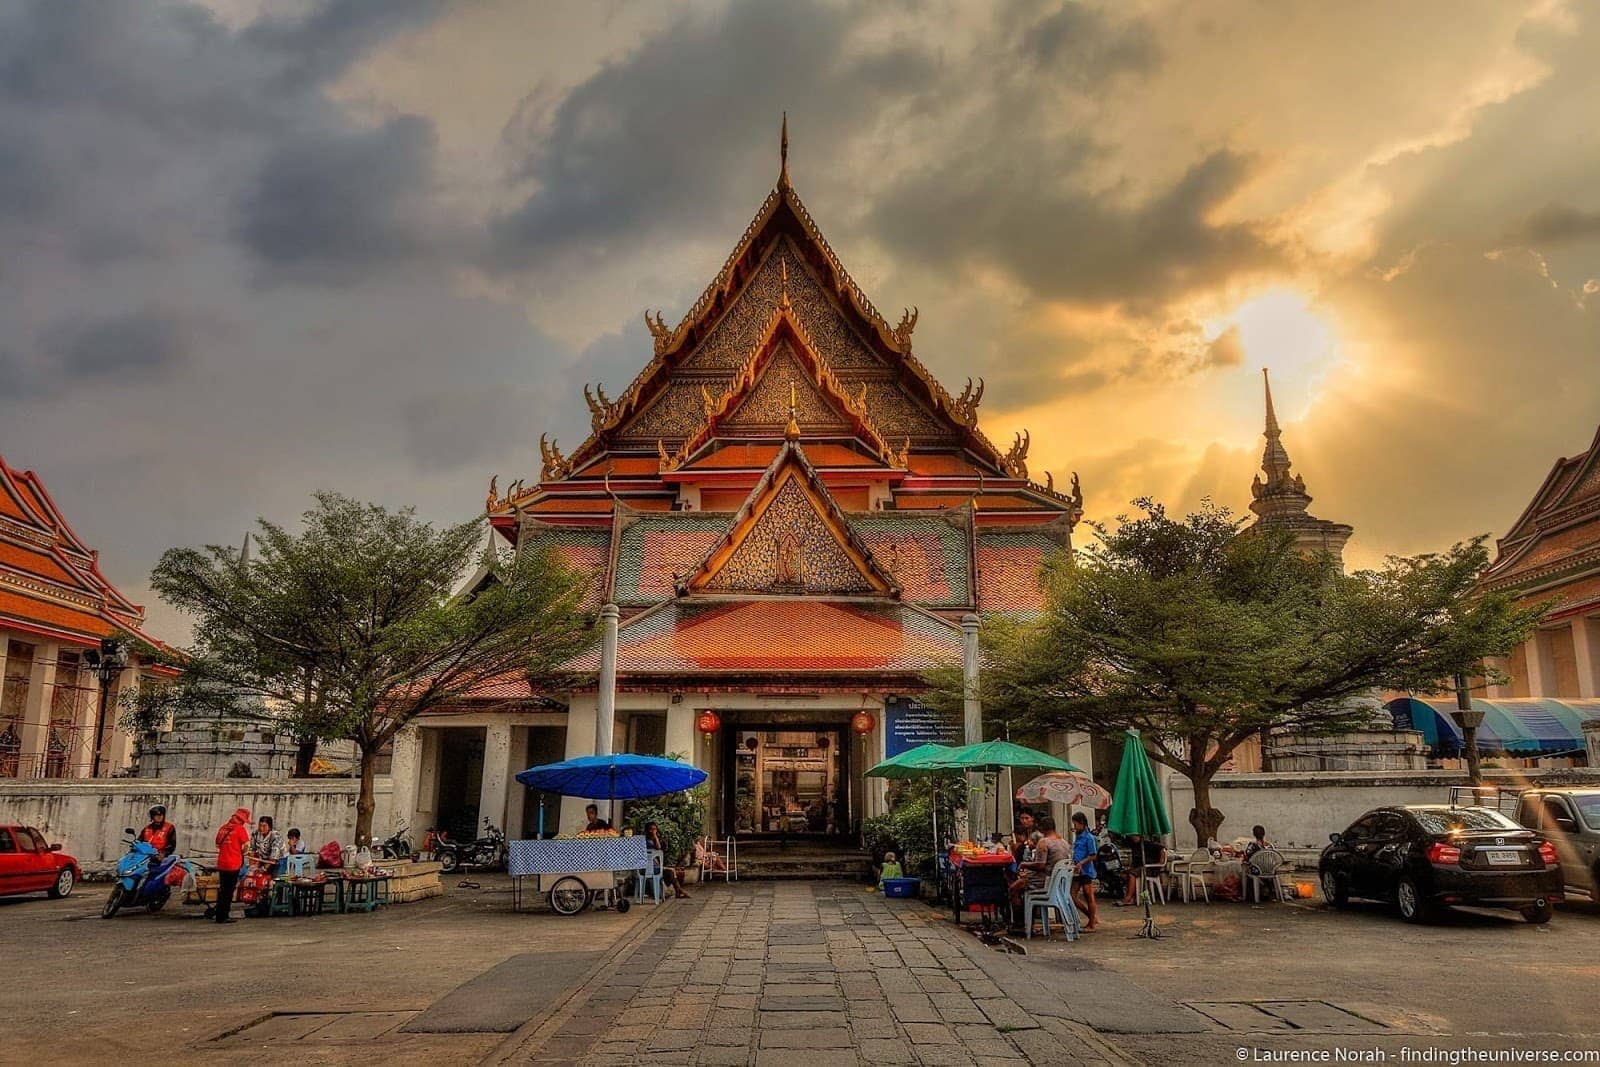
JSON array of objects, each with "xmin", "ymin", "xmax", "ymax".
[{"xmin": 720, "ymin": 723, "xmax": 854, "ymax": 842}]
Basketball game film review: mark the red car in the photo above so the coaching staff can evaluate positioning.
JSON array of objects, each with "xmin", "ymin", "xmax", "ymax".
[{"xmin": 0, "ymin": 825, "xmax": 80, "ymax": 900}]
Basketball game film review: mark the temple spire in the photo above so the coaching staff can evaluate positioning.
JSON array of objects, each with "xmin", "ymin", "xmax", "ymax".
[
  {"xmin": 779, "ymin": 112, "xmax": 789, "ymax": 187},
  {"xmin": 1258, "ymin": 367, "xmax": 1296, "ymax": 492}
]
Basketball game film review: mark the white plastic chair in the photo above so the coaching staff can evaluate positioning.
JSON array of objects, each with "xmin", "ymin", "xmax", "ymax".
[
  {"xmin": 1024, "ymin": 861, "xmax": 1077, "ymax": 941},
  {"xmin": 1171, "ymin": 848, "xmax": 1213, "ymax": 903},
  {"xmin": 1138, "ymin": 861, "xmax": 1168, "ymax": 905},
  {"xmin": 281, "ymin": 854, "xmax": 313, "ymax": 877},
  {"xmin": 1246, "ymin": 849, "xmax": 1288, "ymax": 903},
  {"xmin": 701, "ymin": 836, "xmax": 738, "ymax": 882},
  {"xmin": 637, "ymin": 849, "xmax": 664, "ymax": 904}
]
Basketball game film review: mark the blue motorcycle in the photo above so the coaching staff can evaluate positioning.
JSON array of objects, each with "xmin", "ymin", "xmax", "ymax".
[{"xmin": 102, "ymin": 827, "xmax": 191, "ymax": 918}]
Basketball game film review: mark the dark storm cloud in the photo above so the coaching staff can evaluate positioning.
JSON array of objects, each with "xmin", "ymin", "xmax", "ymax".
[
  {"xmin": 1511, "ymin": 204, "xmax": 1600, "ymax": 246},
  {"xmin": 45, "ymin": 309, "xmax": 190, "ymax": 382},
  {"xmin": 489, "ymin": 0, "xmax": 934, "ymax": 266},
  {"xmin": 236, "ymin": 114, "xmax": 443, "ymax": 283},
  {"xmin": 242, "ymin": 0, "xmax": 445, "ymax": 88},
  {"xmin": 1022, "ymin": 0, "xmax": 1161, "ymax": 81}
]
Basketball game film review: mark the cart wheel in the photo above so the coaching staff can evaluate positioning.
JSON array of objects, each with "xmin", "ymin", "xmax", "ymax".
[
  {"xmin": 616, "ymin": 897, "xmax": 631, "ymax": 914},
  {"xmin": 549, "ymin": 877, "xmax": 591, "ymax": 916}
]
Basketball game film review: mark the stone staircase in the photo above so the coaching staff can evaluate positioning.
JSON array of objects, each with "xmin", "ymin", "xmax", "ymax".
[{"xmin": 729, "ymin": 839, "xmax": 875, "ymax": 881}]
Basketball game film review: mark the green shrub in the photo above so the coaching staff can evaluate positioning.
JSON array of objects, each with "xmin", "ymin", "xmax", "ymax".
[{"xmin": 622, "ymin": 753, "xmax": 707, "ymax": 864}]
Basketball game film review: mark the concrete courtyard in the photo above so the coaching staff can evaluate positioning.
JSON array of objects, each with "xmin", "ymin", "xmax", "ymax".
[{"xmin": 1, "ymin": 877, "xmax": 1597, "ymax": 1065}]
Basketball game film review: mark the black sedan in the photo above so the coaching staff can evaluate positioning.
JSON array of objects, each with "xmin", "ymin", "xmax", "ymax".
[{"xmin": 1320, "ymin": 805, "xmax": 1563, "ymax": 924}]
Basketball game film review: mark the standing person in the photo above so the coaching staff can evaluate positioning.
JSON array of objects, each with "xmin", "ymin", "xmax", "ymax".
[
  {"xmin": 212, "ymin": 807, "xmax": 250, "ymax": 924},
  {"xmin": 1070, "ymin": 812, "xmax": 1099, "ymax": 932}
]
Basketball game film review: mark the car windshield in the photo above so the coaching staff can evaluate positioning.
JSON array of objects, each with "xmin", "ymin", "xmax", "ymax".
[
  {"xmin": 1412, "ymin": 808, "xmax": 1521, "ymax": 835},
  {"xmin": 1573, "ymin": 795, "xmax": 1600, "ymax": 830}
]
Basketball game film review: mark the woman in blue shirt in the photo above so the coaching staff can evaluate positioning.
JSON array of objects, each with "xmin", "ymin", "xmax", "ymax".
[{"xmin": 1070, "ymin": 812, "xmax": 1100, "ymax": 931}]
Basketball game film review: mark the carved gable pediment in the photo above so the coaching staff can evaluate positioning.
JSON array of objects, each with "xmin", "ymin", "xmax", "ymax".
[
  {"xmin": 684, "ymin": 442, "xmax": 897, "ymax": 597},
  {"xmin": 722, "ymin": 341, "xmax": 850, "ymax": 434}
]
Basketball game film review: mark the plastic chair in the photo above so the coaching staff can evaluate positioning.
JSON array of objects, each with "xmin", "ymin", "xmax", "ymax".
[
  {"xmin": 1246, "ymin": 849, "xmax": 1288, "ymax": 903},
  {"xmin": 1171, "ymin": 848, "xmax": 1213, "ymax": 903},
  {"xmin": 281, "ymin": 854, "xmax": 313, "ymax": 877},
  {"xmin": 637, "ymin": 850, "xmax": 664, "ymax": 904},
  {"xmin": 1138, "ymin": 861, "xmax": 1169, "ymax": 905},
  {"xmin": 701, "ymin": 837, "xmax": 738, "ymax": 882},
  {"xmin": 1023, "ymin": 861, "xmax": 1077, "ymax": 940}
]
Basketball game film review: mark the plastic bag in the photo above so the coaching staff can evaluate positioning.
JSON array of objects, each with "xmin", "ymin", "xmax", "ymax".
[{"xmin": 317, "ymin": 840, "xmax": 343, "ymax": 869}]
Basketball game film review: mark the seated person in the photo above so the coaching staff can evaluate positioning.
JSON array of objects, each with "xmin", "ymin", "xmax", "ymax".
[
  {"xmin": 1121, "ymin": 833, "xmax": 1167, "ymax": 905},
  {"xmin": 643, "ymin": 822, "xmax": 689, "ymax": 899},
  {"xmin": 284, "ymin": 828, "xmax": 307, "ymax": 856},
  {"xmin": 1009, "ymin": 826, "xmax": 1067, "ymax": 912},
  {"xmin": 1242, "ymin": 825, "xmax": 1272, "ymax": 862},
  {"xmin": 1009, "ymin": 828, "xmax": 1031, "ymax": 864},
  {"xmin": 248, "ymin": 816, "xmax": 285, "ymax": 873},
  {"xmin": 878, "ymin": 851, "xmax": 904, "ymax": 889},
  {"xmin": 986, "ymin": 832, "xmax": 1007, "ymax": 855},
  {"xmin": 694, "ymin": 838, "xmax": 727, "ymax": 873},
  {"xmin": 583, "ymin": 804, "xmax": 612, "ymax": 832}
]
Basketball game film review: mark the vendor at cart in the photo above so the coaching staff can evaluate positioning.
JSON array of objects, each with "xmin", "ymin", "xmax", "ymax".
[{"xmin": 583, "ymin": 804, "xmax": 612, "ymax": 832}]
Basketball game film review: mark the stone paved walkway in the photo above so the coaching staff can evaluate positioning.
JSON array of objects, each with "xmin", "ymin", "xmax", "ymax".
[{"xmin": 517, "ymin": 883, "xmax": 1129, "ymax": 1066}]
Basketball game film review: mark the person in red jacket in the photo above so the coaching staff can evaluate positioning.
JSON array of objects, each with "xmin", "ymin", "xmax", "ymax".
[{"xmin": 212, "ymin": 807, "xmax": 251, "ymax": 924}]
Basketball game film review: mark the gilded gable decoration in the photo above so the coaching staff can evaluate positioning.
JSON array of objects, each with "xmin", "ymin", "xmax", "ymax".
[
  {"xmin": 1002, "ymin": 430, "xmax": 1030, "ymax": 480},
  {"xmin": 645, "ymin": 310, "xmax": 673, "ymax": 355},
  {"xmin": 539, "ymin": 434, "xmax": 572, "ymax": 482},
  {"xmin": 947, "ymin": 377, "xmax": 985, "ymax": 429},
  {"xmin": 892, "ymin": 307, "xmax": 918, "ymax": 349}
]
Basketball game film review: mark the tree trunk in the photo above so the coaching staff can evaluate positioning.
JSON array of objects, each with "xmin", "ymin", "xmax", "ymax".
[
  {"xmin": 355, "ymin": 744, "xmax": 379, "ymax": 846},
  {"xmin": 294, "ymin": 738, "xmax": 317, "ymax": 778},
  {"xmin": 1188, "ymin": 774, "xmax": 1226, "ymax": 848},
  {"xmin": 1463, "ymin": 726, "xmax": 1483, "ymax": 786}
]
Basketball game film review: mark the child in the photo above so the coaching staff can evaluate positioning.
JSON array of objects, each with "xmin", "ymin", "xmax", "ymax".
[
  {"xmin": 285, "ymin": 828, "xmax": 306, "ymax": 855},
  {"xmin": 877, "ymin": 851, "xmax": 904, "ymax": 890}
]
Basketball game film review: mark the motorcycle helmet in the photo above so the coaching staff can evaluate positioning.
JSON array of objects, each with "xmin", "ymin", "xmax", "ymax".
[{"xmin": 149, "ymin": 805, "xmax": 166, "ymax": 818}]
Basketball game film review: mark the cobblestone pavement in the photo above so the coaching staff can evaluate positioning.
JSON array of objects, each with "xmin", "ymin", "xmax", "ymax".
[{"xmin": 514, "ymin": 882, "xmax": 1130, "ymax": 1066}]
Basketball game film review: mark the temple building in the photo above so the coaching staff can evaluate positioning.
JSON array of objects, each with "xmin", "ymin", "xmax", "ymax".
[
  {"xmin": 0, "ymin": 454, "xmax": 174, "ymax": 778},
  {"xmin": 391, "ymin": 127, "xmax": 1083, "ymax": 841}
]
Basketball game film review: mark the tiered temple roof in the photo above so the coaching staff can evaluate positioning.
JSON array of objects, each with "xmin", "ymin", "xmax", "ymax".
[
  {"xmin": 484, "ymin": 124, "xmax": 1082, "ymax": 681},
  {"xmin": 0, "ymin": 453, "xmax": 170, "ymax": 651},
  {"xmin": 1480, "ymin": 423, "xmax": 1600, "ymax": 620}
]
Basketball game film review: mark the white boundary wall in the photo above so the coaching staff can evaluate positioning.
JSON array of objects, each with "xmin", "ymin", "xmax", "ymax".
[{"xmin": 0, "ymin": 778, "xmax": 392, "ymax": 875}]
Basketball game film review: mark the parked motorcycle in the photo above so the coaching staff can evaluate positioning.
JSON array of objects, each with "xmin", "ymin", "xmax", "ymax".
[
  {"xmin": 378, "ymin": 824, "xmax": 415, "ymax": 861},
  {"xmin": 428, "ymin": 818, "xmax": 506, "ymax": 874},
  {"xmin": 103, "ymin": 828, "xmax": 194, "ymax": 918}
]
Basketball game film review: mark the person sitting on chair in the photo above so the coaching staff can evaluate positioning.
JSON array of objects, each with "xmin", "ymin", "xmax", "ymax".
[
  {"xmin": 694, "ymin": 838, "xmax": 727, "ymax": 873},
  {"xmin": 1242, "ymin": 824, "xmax": 1272, "ymax": 862},
  {"xmin": 1120, "ymin": 833, "xmax": 1168, "ymax": 905},
  {"xmin": 643, "ymin": 822, "xmax": 689, "ymax": 899},
  {"xmin": 877, "ymin": 851, "xmax": 904, "ymax": 890}
]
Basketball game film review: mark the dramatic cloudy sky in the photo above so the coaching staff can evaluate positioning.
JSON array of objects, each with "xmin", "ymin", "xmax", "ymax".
[{"xmin": 5, "ymin": 0, "xmax": 1599, "ymax": 639}]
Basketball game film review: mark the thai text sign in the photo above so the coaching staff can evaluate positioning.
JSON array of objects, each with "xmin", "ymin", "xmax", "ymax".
[{"xmin": 884, "ymin": 697, "xmax": 962, "ymax": 758}]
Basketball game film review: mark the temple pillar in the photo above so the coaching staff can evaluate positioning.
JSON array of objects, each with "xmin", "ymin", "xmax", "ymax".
[
  {"xmin": 665, "ymin": 702, "xmax": 696, "ymax": 767},
  {"xmin": 504, "ymin": 726, "xmax": 531, "ymax": 838},
  {"xmin": 390, "ymin": 725, "xmax": 422, "ymax": 834},
  {"xmin": 105, "ymin": 666, "xmax": 140, "ymax": 773},
  {"xmin": 1523, "ymin": 633, "xmax": 1552, "ymax": 697},
  {"xmin": 478, "ymin": 720, "xmax": 513, "ymax": 834},
  {"xmin": 595, "ymin": 604, "xmax": 619, "ymax": 758},
  {"xmin": 1571, "ymin": 617, "xmax": 1599, "ymax": 699},
  {"xmin": 415, "ymin": 728, "xmax": 442, "ymax": 834},
  {"xmin": 21, "ymin": 641, "xmax": 57, "ymax": 775},
  {"xmin": 961, "ymin": 613, "xmax": 985, "ymax": 839}
]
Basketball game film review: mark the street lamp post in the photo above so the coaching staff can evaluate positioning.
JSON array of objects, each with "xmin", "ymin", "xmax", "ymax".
[
  {"xmin": 85, "ymin": 638, "xmax": 128, "ymax": 778},
  {"xmin": 1451, "ymin": 672, "xmax": 1485, "ymax": 787}
]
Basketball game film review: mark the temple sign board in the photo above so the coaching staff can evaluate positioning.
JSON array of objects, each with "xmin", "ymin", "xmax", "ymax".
[{"xmin": 884, "ymin": 696, "xmax": 962, "ymax": 758}]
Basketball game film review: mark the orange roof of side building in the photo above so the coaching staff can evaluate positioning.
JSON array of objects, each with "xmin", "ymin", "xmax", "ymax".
[{"xmin": 0, "ymin": 453, "xmax": 173, "ymax": 654}]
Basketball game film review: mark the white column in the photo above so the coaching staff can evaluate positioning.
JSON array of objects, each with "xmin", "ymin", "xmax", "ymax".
[
  {"xmin": 106, "ymin": 666, "xmax": 140, "ymax": 772},
  {"xmin": 390, "ymin": 725, "xmax": 423, "ymax": 833},
  {"xmin": 961, "ymin": 613, "xmax": 985, "ymax": 840},
  {"xmin": 665, "ymin": 702, "xmax": 695, "ymax": 766},
  {"xmin": 504, "ymin": 726, "xmax": 530, "ymax": 837},
  {"xmin": 562, "ymin": 695, "xmax": 599, "ymax": 834},
  {"xmin": 415, "ymin": 728, "xmax": 442, "ymax": 833},
  {"xmin": 595, "ymin": 603, "xmax": 620, "ymax": 757},
  {"xmin": 21, "ymin": 641, "xmax": 57, "ymax": 775},
  {"xmin": 477, "ymin": 721, "xmax": 512, "ymax": 833},
  {"xmin": 1571, "ymin": 617, "xmax": 1599, "ymax": 700},
  {"xmin": 1523, "ymin": 634, "xmax": 1551, "ymax": 697}
]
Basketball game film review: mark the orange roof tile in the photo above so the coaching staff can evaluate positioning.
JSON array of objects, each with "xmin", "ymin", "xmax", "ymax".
[
  {"xmin": 0, "ymin": 541, "xmax": 81, "ymax": 587},
  {"xmin": 0, "ymin": 589, "xmax": 113, "ymax": 640},
  {"xmin": 567, "ymin": 600, "xmax": 961, "ymax": 674}
]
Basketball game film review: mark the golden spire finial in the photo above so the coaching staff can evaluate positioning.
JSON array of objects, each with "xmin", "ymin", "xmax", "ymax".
[
  {"xmin": 779, "ymin": 257, "xmax": 791, "ymax": 309},
  {"xmin": 785, "ymin": 381, "xmax": 800, "ymax": 441},
  {"xmin": 779, "ymin": 112, "xmax": 789, "ymax": 186}
]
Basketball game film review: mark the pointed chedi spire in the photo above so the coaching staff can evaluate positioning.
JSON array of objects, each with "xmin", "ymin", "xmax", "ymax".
[
  {"xmin": 238, "ymin": 531, "xmax": 251, "ymax": 566},
  {"xmin": 1257, "ymin": 367, "xmax": 1297, "ymax": 494},
  {"xmin": 779, "ymin": 111, "xmax": 790, "ymax": 188}
]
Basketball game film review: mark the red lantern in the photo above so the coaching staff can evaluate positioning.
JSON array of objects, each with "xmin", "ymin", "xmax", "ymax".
[
  {"xmin": 696, "ymin": 711, "xmax": 721, "ymax": 734},
  {"xmin": 850, "ymin": 712, "xmax": 876, "ymax": 735}
]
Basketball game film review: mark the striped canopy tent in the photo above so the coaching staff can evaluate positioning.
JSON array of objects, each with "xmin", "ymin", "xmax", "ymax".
[{"xmin": 1387, "ymin": 698, "xmax": 1600, "ymax": 757}]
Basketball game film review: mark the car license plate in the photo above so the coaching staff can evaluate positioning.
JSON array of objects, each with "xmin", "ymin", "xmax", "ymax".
[{"xmin": 1484, "ymin": 849, "xmax": 1521, "ymax": 866}]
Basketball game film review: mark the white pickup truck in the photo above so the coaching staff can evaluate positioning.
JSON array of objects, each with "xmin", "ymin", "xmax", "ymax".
[{"xmin": 1512, "ymin": 789, "xmax": 1600, "ymax": 899}]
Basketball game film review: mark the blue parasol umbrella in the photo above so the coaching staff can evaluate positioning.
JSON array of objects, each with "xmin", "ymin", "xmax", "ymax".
[{"xmin": 516, "ymin": 754, "xmax": 708, "ymax": 830}]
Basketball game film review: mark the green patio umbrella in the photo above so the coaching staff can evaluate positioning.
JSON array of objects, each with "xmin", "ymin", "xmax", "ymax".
[
  {"xmin": 1107, "ymin": 730, "xmax": 1172, "ymax": 838},
  {"xmin": 864, "ymin": 743, "xmax": 956, "ymax": 780},
  {"xmin": 928, "ymin": 740, "xmax": 1081, "ymax": 837},
  {"xmin": 864, "ymin": 744, "xmax": 958, "ymax": 855}
]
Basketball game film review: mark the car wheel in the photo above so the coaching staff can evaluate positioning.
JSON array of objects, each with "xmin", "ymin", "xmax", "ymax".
[
  {"xmin": 48, "ymin": 868, "xmax": 75, "ymax": 899},
  {"xmin": 1520, "ymin": 898, "xmax": 1553, "ymax": 925},
  {"xmin": 101, "ymin": 885, "xmax": 126, "ymax": 919},
  {"xmin": 548, "ymin": 877, "xmax": 591, "ymax": 916},
  {"xmin": 1396, "ymin": 876, "xmax": 1433, "ymax": 924},
  {"xmin": 1320, "ymin": 869, "xmax": 1349, "ymax": 908}
]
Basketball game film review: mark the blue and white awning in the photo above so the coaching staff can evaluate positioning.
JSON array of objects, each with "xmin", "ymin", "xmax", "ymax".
[{"xmin": 1387, "ymin": 698, "xmax": 1600, "ymax": 756}]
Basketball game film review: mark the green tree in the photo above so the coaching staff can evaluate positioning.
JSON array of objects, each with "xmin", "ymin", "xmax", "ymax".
[
  {"xmin": 941, "ymin": 499, "xmax": 1543, "ymax": 846},
  {"xmin": 151, "ymin": 492, "xmax": 594, "ymax": 843}
]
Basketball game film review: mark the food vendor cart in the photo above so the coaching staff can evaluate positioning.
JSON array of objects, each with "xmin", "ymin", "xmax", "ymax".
[
  {"xmin": 948, "ymin": 849, "xmax": 1013, "ymax": 927},
  {"xmin": 508, "ymin": 836, "xmax": 647, "ymax": 915}
]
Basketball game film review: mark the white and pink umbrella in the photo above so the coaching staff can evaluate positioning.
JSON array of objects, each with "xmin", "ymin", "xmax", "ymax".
[{"xmin": 1016, "ymin": 771, "xmax": 1113, "ymax": 810}]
